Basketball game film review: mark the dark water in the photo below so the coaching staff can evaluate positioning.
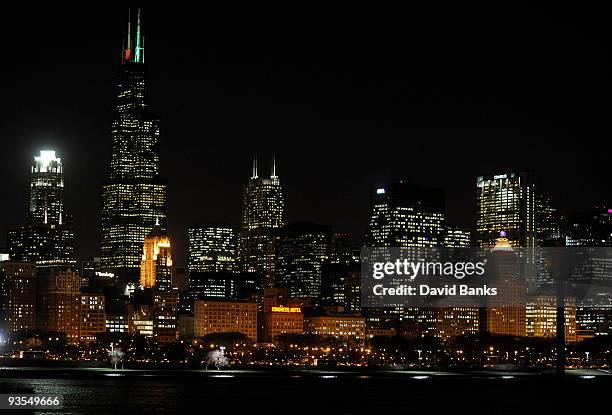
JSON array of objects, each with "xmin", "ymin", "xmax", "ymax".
[{"xmin": 0, "ymin": 369, "xmax": 609, "ymax": 414}]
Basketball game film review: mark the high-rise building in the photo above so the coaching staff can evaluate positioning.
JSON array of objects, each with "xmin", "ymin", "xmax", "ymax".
[
  {"xmin": 476, "ymin": 172, "xmax": 536, "ymax": 249},
  {"xmin": 439, "ymin": 224, "xmax": 479, "ymax": 339},
  {"xmin": 536, "ymin": 194, "xmax": 565, "ymax": 245},
  {"xmin": 0, "ymin": 261, "xmax": 36, "ymax": 333},
  {"xmin": 79, "ymin": 293, "xmax": 106, "ymax": 343},
  {"xmin": 8, "ymin": 150, "xmax": 75, "ymax": 268},
  {"xmin": 29, "ymin": 150, "xmax": 65, "ymax": 224},
  {"xmin": 366, "ymin": 182, "xmax": 445, "ymax": 247},
  {"xmin": 238, "ymin": 156, "xmax": 285, "ymax": 285},
  {"xmin": 153, "ymin": 290, "xmax": 178, "ymax": 343},
  {"xmin": 365, "ymin": 181, "xmax": 446, "ymax": 334},
  {"xmin": 482, "ymin": 236, "xmax": 527, "ymax": 337},
  {"xmin": 189, "ymin": 271, "xmax": 238, "ymax": 300},
  {"xmin": 188, "ymin": 271, "xmax": 252, "ymax": 296},
  {"xmin": 330, "ymin": 232, "xmax": 354, "ymax": 266},
  {"xmin": 321, "ymin": 263, "xmax": 361, "ymax": 314},
  {"xmin": 139, "ymin": 226, "xmax": 173, "ymax": 291},
  {"xmin": 100, "ymin": 9, "xmax": 167, "ymax": 283},
  {"xmin": 188, "ymin": 224, "xmax": 237, "ymax": 274},
  {"xmin": 36, "ymin": 267, "xmax": 82, "ymax": 344},
  {"xmin": 106, "ymin": 312, "xmax": 129, "ymax": 334},
  {"xmin": 275, "ymin": 222, "xmax": 331, "ymax": 304},
  {"xmin": 576, "ymin": 306, "xmax": 612, "ymax": 337},
  {"xmin": 444, "ymin": 225, "xmax": 472, "ymax": 248},
  {"xmin": 526, "ymin": 294, "xmax": 576, "ymax": 343},
  {"xmin": 128, "ymin": 304, "xmax": 154, "ymax": 337},
  {"xmin": 81, "ymin": 257, "xmax": 103, "ymax": 289}
]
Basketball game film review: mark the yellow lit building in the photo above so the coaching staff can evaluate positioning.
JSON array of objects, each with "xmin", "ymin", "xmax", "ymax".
[
  {"xmin": 263, "ymin": 306, "xmax": 304, "ymax": 342},
  {"xmin": 140, "ymin": 227, "xmax": 173, "ymax": 291},
  {"xmin": 526, "ymin": 294, "xmax": 576, "ymax": 343},
  {"xmin": 129, "ymin": 305, "xmax": 154, "ymax": 337},
  {"xmin": 194, "ymin": 299, "xmax": 258, "ymax": 341},
  {"xmin": 483, "ymin": 236, "xmax": 527, "ymax": 337},
  {"xmin": 304, "ymin": 315, "xmax": 365, "ymax": 341}
]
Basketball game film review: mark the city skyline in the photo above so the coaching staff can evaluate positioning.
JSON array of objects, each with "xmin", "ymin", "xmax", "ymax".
[
  {"xmin": 1, "ymin": 6, "xmax": 611, "ymax": 268},
  {"xmin": 2, "ymin": 8, "xmax": 612, "ymax": 414}
]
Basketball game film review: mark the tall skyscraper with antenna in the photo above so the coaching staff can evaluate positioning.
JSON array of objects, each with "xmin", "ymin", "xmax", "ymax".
[
  {"xmin": 8, "ymin": 150, "xmax": 75, "ymax": 267},
  {"xmin": 238, "ymin": 156, "xmax": 285, "ymax": 286},
  {"xmin": 100, "ymin": 9, "xmax": 167, "ymax": 283}
]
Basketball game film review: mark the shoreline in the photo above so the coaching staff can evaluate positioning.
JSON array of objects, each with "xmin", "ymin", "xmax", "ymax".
[{"xmin": 1, "ymin": 365, "xmax": 609, "ymax": 379}]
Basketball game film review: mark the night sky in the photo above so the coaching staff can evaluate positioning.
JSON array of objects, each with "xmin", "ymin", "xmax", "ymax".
[{"xmin": 1, "ymin": 6, "xmax": 609, "ymax": 266}]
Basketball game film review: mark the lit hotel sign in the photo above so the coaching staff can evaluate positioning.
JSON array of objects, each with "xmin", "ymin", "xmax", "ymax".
[{"xmin": 271, "ymin": 306, "xmax": 301, "ymax": 313}]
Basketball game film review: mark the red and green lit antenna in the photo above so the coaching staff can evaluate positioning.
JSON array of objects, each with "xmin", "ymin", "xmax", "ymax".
[
  {"xmin": 122, "ymin": 8, "xmax": 144, "ymax": 64},
  {"xmin": 135, "ymin": 8, "xmax": 144, "ymax": 63}
]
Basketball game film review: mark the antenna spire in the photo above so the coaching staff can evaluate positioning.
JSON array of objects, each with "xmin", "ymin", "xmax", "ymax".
[
  {"xmin": 271, "ymin": 154, "xmax": 277, "ymax": 178},
  {"xmin": 135, "ymin": 8, "xmax": 144, "ymax": 63},
  {"xmin": 127, "ymin": 9, "xmax": 132, "ymax": 51},
  {"xmin": 252, "ymin": 155, "xmax": 258, "ymax": 179}
]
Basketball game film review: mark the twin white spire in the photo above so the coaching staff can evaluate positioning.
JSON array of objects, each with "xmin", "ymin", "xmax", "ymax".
[{"xmin": 251, "ymin": 155, "xmax": 277, "ymax": 179}]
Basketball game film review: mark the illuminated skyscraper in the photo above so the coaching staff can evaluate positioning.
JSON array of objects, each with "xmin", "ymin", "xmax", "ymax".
[
  {"xmin": 29, "ymin": 150, "xmax": 65, "ymax": 224},
  {"xmin": 476, "ymin": 172, "xmax": 536, "ymax": 249},
  {"xmin": 238, "ymin": 156, "xmax": 285, "ymax": 285},
  {"xmin": 100, "ymin": 9, "xmax": 167, "ymax": 282},
  {"xmin": 322, "ymin": 232, "xmax": 361, "ymax": 313},
  {"xmin": 365, "ymin": 182, "xmax": 449, "ymax": 337},
  {"xmin": 140, "ymin": 226, "xmax": 173, "ymax": 292},
  {"xmin": 366, "ymin": 182, "xmax": 445, "ymax": 247},
  {"xmin": 188, "ymin": 223, "xmax": 237, "ymax": 274},
  {"xmin": 275, "ymin": 222, "xmax": 331, "ymax": 305},
  {"xmin": 8, "ymin": 150, "xmax": 75, "ymax": 267}
]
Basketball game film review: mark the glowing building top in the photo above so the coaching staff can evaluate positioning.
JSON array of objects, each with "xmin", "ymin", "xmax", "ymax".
[
  {"xmin": 30, "ymin": 150, "xmax": 65, "ymax": 225},
  {"xmin": 140, "ymin": 226, "xmax": 173, "ymax": 291}
]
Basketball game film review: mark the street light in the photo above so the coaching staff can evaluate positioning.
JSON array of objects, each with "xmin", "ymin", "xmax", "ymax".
[{"xmin": 585, "ymin": 351, "xmax": 590, "ymax": 368}]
